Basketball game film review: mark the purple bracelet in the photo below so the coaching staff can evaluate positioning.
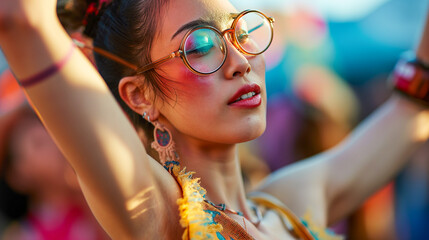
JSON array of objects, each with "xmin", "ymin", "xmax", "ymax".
[{"xmin": 19, "ymin": 43, "xmax": 76, "ymax": 87}]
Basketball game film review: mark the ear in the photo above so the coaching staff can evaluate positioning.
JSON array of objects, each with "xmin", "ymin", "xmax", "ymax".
[{"xmin": 118, "ymin": 76, "xmax": 160, "ymax": 121}]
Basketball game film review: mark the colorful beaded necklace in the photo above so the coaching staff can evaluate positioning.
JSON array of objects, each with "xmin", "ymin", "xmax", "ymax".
[{"xmin": 203, "ymin": 199, "xmax": 263, "ymax": 226}]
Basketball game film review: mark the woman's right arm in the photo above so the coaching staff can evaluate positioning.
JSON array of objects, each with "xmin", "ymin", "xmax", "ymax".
[{"xmin": 0, "ymin": 1, "xmax": 181, "ymax": 239}]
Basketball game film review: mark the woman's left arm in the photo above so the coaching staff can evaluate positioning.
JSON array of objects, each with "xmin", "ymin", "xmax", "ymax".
[
  {"xmin": 256, "ymin": 11, "xmax": 429, "ymax": 227},
  {"xmin": 324, "ymin": 95, "xmax": 429, "ymax": 225}
]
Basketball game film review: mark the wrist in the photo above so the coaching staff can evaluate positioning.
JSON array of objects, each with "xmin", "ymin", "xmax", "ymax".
[
  {"xmin": 1, "ymin": 18, "xmax": 73, "ymax": 85},
  {"xmin": 390, "ymin": 52, "xmax": 429, "ymax": 106},
  {"xmin": 0, "ymin": 11, "xmax": 60, "ymax": 42}
]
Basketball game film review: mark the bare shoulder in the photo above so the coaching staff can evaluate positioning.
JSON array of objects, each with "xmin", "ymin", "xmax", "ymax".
[{"xmin": 253, "ymin": 157, "xmax": 329, "ymax": 227}]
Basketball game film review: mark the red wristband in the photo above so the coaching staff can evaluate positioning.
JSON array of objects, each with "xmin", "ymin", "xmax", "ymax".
[
  {"xmin": 19, "ymin": 43, "xmax": 76, "ymax": 87},
  {"xmin": 391, "ymin": 53, "xmax": 429, "ymax": 105}
]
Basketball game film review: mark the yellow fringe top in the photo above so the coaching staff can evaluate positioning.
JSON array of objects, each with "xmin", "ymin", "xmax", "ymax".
[
  {"xmin": 171, "ymin": 163, "xmax": 343, "ymax": 240},
  {"xmin": 170, "ymin": 165, "xmax": 222, "ymax": 240}
]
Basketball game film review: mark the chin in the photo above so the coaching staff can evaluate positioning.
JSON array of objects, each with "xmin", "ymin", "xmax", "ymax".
[
  {"xmin": 229, "ymin": 119, "xmax": 266, "ymax": 144},
  {"xmin": 247, "ymin": 124, "xmax": 266, "ymax": 142}
]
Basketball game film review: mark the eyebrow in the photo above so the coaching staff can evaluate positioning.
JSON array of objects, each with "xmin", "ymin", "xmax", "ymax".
[{"xmin": 171, "ymin": 19, "xmax": 215, "ymax": 40}]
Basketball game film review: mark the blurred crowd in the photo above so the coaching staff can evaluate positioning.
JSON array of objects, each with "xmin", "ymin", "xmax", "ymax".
[
  {"xmin": 1, "ymin": 0, "xmax": 428, "ymax": 239},
  {"xmin": 0, "ymin": 72, "xmax": 110, "ymax": 239}
]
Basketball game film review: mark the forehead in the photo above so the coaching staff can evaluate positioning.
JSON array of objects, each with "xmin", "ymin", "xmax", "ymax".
[
  {"xmin": 164, "ymin": 0, "xmax": 237, "ymax": 27},
  {"xmin": 153, "ymin": 0, "xmax": 237, "ymax": 51}
]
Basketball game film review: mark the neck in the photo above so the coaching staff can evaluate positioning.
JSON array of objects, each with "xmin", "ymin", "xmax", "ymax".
[{"xmin": 173, "ymin": 136, "xmax": 254, "ymax": 219}]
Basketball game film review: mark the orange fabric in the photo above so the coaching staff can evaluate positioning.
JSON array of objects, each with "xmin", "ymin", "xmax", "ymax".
[{"xmin": 202, "ymin": 201, "xmax": 254, "ymax": 240}]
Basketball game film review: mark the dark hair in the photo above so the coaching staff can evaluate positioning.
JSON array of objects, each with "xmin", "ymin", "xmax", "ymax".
[
  {"xmin": 57, "ymin": 0, "xmax": 88, "ymax": 32},
  {"xmin": 58, "ymin": 0, "xmax": 172, "ymax": 145}
]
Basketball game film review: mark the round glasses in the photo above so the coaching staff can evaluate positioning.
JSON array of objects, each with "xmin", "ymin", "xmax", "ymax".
[{"xmin": 136, "ymin": 10, "xmax": 275, "ymax": 75}]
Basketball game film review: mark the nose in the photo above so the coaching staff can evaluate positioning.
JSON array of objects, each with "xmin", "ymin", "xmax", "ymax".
[{"xmin": 222, "ymin": 35, "xmax": 251, "ymax": 79}]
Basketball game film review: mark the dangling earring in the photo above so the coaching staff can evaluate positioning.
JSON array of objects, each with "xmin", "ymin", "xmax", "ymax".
[
  {"xmin": 151, "ymin": 121, "xmax": 180, "ymax": 171},
  {"xmin": 141, "ymin": 114, "xmax": 217, "ymax": 239},
  {"xmin": 142, "ymin": 112, "xmax": 179, "ymax": 170}
]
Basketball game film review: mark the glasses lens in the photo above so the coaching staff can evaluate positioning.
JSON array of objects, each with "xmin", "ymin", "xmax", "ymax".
[
  {"xmin": 235, "ymin": 12, "xmax": 273, "ymax": 55},
  {"xmin": 183, "ymin": 28, "xmax": 226, "ymax": 74}
]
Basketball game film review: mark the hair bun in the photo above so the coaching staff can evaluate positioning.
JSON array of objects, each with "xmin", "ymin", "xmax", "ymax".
[
  {"xmin": 82, "ymin": 0, "xmax": 112, "ymax": 38},
  {"xmin": 57, "ymin": 0, "xmax": 112, "ymax": 38},
  {"xmin": 57, "ymin": 0, "xmax": 87, "ymax": 32}
]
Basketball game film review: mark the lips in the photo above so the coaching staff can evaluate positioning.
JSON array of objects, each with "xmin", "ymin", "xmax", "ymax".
[{"xmin": 228, "ymin": 84, "xmax": 262, "ymax": 106}]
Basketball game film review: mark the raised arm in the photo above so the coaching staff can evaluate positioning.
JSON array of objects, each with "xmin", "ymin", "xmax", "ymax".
[
  {"xmin": 256, "ymin": 11, "xmax": 429, "ymax": 226},
  {"xmin": 0, "ymin": 1, "xmax": 180, "ymax": 239}
]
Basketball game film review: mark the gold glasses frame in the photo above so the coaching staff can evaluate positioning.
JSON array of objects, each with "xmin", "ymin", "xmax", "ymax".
[
  {"xmin": 74, "ymin": 9, "xmax": 274, "ymax": 75},
  {"xmin": 136, "ymin": 9, "xmax": 275, "ymax": 75}
]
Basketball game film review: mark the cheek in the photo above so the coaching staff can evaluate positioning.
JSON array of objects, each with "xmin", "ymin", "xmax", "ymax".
[
  {"xmin": 180, "ymin": 64, "xmax": 211, "ymax": 84},
  {"xmin": 173, "ymin": 65, "xmax": 217, "ymax": 99},
  {"xmin": 250, "ymin": 55, "xmax": 266, "ymax": 76},
  {"xmin": 162, "ymin": 67, "xmax": 223, "ymax": 122},
  {"xmin": 158, "ymin": 66, "xmax": 222, "ymax": 129},
  {"xmin": 159, "ymin": 62, "xmax": 215, "ymax": 100}
]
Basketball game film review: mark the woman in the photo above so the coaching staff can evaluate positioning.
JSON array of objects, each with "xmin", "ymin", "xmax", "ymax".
[
  {"xmin": 0, "ymin": 0, "xmax": 428, "ymax": 239},
  {"xmin": 0, "ymin": 104, "xmax": 109, "ymax": 240}
]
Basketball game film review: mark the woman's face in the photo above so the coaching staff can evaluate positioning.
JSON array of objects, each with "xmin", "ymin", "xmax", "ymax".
[
  {"xmin": 151, "ymin": 0, "xmax": 267, "ymax": 145},
  {"xmin": 8, "ymin": 118, "xmax": 72, "ymax": 193}
]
